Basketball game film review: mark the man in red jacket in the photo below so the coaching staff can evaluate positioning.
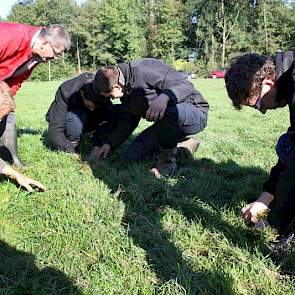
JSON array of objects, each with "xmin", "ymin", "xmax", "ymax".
[{"xmin": 0, "ymin": 22, "xmax": 70, "ymax": 170}]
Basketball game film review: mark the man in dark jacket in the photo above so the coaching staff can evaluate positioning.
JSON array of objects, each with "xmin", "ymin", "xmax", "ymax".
[
  {"xmin": 225, "ymin": 51, "xmax": 295, "ymax": 256},
  {"xmin": 92, "ymin": 58, "xmax": 209, "ymax": 178},
  {"xmin": 46, "ymin": 72, "xmax": 116, "ymax": 154}
]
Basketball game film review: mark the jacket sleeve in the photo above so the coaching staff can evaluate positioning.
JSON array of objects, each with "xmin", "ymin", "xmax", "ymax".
[
  {"xmin": 105, "ymin": 111, "xmax": 140, "ymax": 150},
  {"xmin": 263, "ymin": 161, "xmax": 285, "ymax": 195},
  {"xmin": 5, "ymin": 69, "xmax": 34, "ymax": 96},
  {"xmin": 140, "ymin": 59, "xmax": 202, "ymax": 104},
  {"xmin": 275, "ymin": 51, "xmax": 295, "ymax": 79},
  {"xmin": 0, "ymin": 30, "xmax": 31, "ymax": 94},
  {"xmin": 47, "ymin": 74, "xmax": 90, "ymax": 153}
]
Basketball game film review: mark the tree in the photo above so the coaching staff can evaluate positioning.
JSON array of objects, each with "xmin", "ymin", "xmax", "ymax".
[
  {"xmin": 97, "ymin": 0, "xmax": 148, "ymax": 62},
  {"xmin": 150, "ymin": 0, "xmax": 187, "ymax": 62}
]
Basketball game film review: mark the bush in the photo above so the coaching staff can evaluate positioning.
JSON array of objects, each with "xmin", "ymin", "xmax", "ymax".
[
  {"xmin": 173, "ymin": 59, "xmax": 197, "ymax": 74},
  {"xmin": 172, "ymin": 58, "xmax": 211, "ymax": 78},
  {"xmin": 194, "ymin": 57, "xmax": 210, "ymax": 78}
]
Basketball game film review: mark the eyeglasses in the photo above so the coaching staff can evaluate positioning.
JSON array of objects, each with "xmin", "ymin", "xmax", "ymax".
[{"xmin": 47, "ymin": 40, "xmax": 62, "ymax": 58}]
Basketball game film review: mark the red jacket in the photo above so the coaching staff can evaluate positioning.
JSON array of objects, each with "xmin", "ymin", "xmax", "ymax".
[{"xmin": 0, "ymin": 22, "xmax": 42, "ymax": 95}]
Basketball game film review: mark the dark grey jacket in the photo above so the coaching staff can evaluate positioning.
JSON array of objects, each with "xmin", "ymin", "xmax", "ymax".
[{"xmin": 46, "ymin": 72, "xmax": 112, "ymax": 152}]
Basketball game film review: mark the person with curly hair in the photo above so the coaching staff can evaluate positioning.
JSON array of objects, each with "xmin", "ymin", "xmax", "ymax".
[{"xmin": 225, "ymin": 51, "xmax": 295, "ymax": 256}]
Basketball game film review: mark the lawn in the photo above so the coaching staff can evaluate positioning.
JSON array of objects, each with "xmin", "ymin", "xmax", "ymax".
[{"xmin": 0, "ymin": 78, "xmax": 294, "ymax": 295}]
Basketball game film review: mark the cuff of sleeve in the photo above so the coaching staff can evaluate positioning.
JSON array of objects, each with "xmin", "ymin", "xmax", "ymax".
[
  {"xmin": 162, "ymin": 89, "xmax": 177, "ymax": 104},
  {"xmin": 262, "ymin": 182, "xmax": 276, "ymax": 195}
]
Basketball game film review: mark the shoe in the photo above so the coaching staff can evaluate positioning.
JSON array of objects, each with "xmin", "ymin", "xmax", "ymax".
[
  {"xmin": 177, "ymin": 137, "xmax": 201, "ymax": 160},
  {"xmin": 150, "ymin": 146, "xmax": 177, "ymax": 179}
]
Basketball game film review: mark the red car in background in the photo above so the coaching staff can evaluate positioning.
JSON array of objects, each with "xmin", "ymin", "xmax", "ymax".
[{"xmin": 208, "ymin": 69, "xmax": 225, "ymax": 79}]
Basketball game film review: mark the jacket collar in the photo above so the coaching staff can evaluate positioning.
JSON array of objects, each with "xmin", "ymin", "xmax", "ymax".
[{"xmin": 118, "ymin": 62, "xmax": 137, "ymax": 96}]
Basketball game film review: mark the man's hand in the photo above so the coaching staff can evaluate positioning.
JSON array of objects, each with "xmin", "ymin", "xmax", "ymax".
[
  {"xmin": 2, "ymin": 164, "xmax": 45, "ymax": 192},
  {"xmin": 241, "ymin": 201, "xmax": 268, "ymax": 223},
  {"xmin": 241, "ymin": 191, "xmax": 274, "ymax": 224},
  {"xmin": 146, "ymin": 93, "xmax": 169, "ymax": 122},
  {"xmin": 88, "ymin": 144, "xmax": 111, "ymax": 164},
  {"xmin": 15, "ymin": 173, "xmax": 45, "ymax": 192}
]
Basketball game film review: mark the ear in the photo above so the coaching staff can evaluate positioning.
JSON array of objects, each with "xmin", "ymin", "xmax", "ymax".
[{"xmin": 112, "ymin": 84, "xmax": 122, "ymax": 91}]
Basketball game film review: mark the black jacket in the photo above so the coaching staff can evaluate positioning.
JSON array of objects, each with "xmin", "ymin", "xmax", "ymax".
[
  {"xmin": 103, "ymin": 58, "xmax": 209, "ymax": 149},
  {"xmin": 263, "ymin": 51, "xmax": 295, "ymax": 194},
  {"xmin": 46, "ymin": 72, "xmax": 112, "ymax": 153}
]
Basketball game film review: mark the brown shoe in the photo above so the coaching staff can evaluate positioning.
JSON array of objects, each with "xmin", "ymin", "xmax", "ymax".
[
  {"xmin": 177, "ymin": 137, "xmax": 201, "ymax": 160},
  {"xmin": 150, "ymin": 147, "xmax": 177, "ymax": 179}
]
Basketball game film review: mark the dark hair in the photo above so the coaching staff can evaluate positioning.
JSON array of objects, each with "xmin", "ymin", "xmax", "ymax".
[
  {"xmin": 93, "ymin": 66, "xmax": 119, "ymax": 94},
  {"xmin": 225, "ymin": 53, "xmax": 276, "ymax": 110},
  {"xmin": 39, "ymin": 24, "xmax": 71, "ymax": 51},
  {"xmin": 81, "ymin": 82, "xmax": 107, "ymax": 105}
]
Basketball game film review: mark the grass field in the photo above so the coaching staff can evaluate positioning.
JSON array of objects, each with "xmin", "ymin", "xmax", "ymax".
[{"xmin": 0, "ymin": 79, "xmax": 294, "ymax": 295}]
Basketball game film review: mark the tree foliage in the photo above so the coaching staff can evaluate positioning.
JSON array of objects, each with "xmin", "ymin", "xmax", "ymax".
[{"xmin": 6, "ymin": 0, "xmax": 295, "ymax": 78}]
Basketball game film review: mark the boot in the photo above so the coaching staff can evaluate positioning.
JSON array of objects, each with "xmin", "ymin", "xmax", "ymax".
[
  {"xmin": 150, "ymin": 146, "xmax": 177, "ymax": 179},
  {"xmin": 177, "ymin": 137, "xmax": 201, "ymax": 161},
  {"xmin": 0, "ymin": 115, "xmax": 25, "ymax": 167}
]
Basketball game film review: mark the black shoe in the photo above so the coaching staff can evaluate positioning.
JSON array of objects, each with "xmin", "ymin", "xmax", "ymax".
[{"xmin": 269, "ymin": 232, "xmax": 295, "ymax": 258}]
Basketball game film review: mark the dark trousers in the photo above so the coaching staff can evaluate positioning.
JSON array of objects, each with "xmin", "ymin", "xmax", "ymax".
[
  {"xmin": 268, "ymin": 151, "xmax": 295, "ymax": 233},
  {"xmin": 65, "ymin": 105, "xmax": 122, "ymax": 146},
  {"xmin": 124, "ymin": 101, "xmax": 208, "ymax": 161},
  {"xmin": 65, "ymin": 110, "xmax": 88, "ymax": 142}
]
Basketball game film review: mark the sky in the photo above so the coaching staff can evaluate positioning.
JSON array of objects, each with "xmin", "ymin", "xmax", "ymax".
[
  {"xmin": 0, "ymin": 0, "xmax": 86, "ymax": 19},
  {"xmin": 0, "ymin": 0, "xmax": 17, "ymax": 19}
]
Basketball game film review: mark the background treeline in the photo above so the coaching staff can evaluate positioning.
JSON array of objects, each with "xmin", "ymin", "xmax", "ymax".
[{"xmin": 6, "ymin": 0, "xmax": 295, "ymax": 80}]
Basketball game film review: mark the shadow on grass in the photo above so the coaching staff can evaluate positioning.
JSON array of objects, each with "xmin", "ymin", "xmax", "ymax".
[
  {"xmin": 0, "ymin": 240, "xmax": 81, "ymax": 294},
  {"xmin": 87, "ymin": 154, "xmax": 271, "ymax": 294},
  {"xmin": 17, "ymin": 128, "xmax": 44, "ymax": 136}
]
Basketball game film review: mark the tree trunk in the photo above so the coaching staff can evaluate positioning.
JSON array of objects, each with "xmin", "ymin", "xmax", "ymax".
[
  {"xmin": 48, "ymin": 60, "xmax": 51, "ymax": 82},
  {"xmin": 62, "ymin": 52, "xmax": 66, "ymax": 70},
  {"xmin": 211, "ymin": 30, "xmax": 216, "ymax": 69},
  {"xmin": 76, "ymin": 38, "xmax": 81, "ymax": 74},
  {"xmin": 263, "ymin": 0, "xmax": 268, "ymax": 53},
  {"xmin": 221, "ymin": 0, "xmax": 226, "ymax": 68},
  {"xmin": 147, "ymin": 0, "xmax": 156, "ymax": 56}
]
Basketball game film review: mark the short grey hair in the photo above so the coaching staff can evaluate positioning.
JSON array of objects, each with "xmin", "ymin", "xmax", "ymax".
[{"xmin": 39, "ymin": 24, "xmax": 71, "ymax": 52}]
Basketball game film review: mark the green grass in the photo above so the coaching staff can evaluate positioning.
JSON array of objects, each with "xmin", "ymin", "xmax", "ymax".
[{"xmin": 0, "ymin": 79, "xmax": 294, "ymax": 295}]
